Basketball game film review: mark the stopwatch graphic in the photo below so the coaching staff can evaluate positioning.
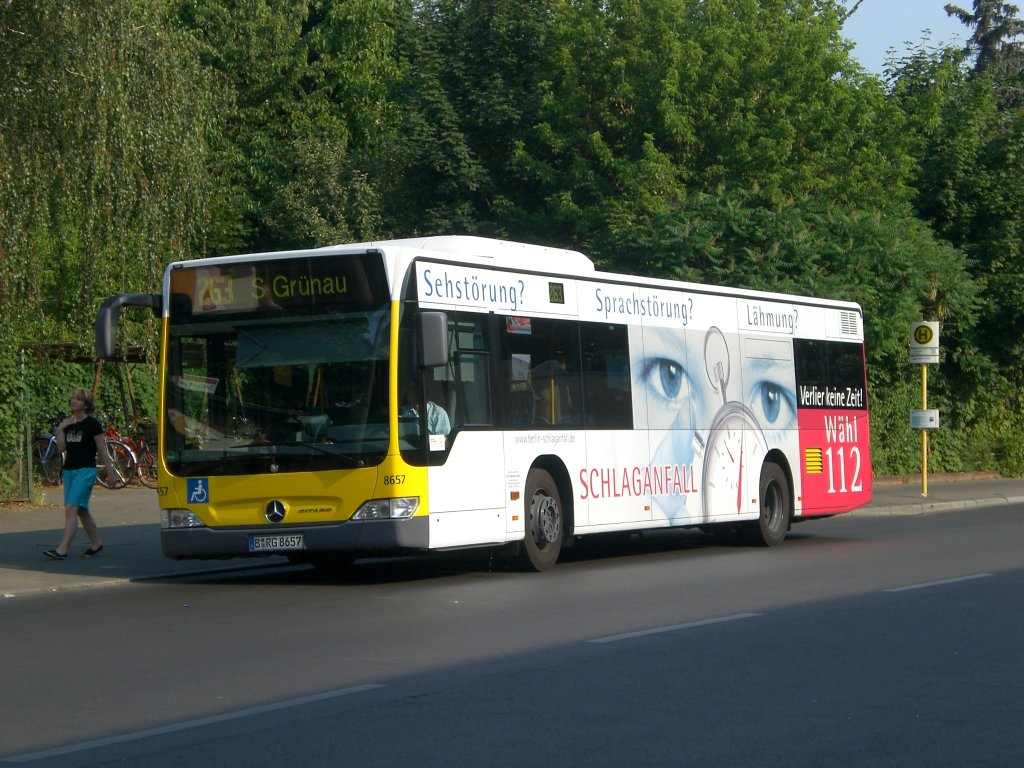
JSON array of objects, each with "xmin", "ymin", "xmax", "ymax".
[{"xmin": 693, "ymin": 327, "xmax": 768, "ymax": 520}]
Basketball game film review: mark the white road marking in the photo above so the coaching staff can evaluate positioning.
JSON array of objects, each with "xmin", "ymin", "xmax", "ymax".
[
  {"xmin": 4, "ymin": 684, "xmax": 384, "ymax": 763},
  {"xmin": 589, "ymin": 613, "xmax": 761, "ymax": 644},
  {"xmin": 884, "ymin": 573, "xmax": 994, "ymax": 593}
]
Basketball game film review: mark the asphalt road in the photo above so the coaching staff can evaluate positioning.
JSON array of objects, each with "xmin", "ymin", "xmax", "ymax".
[{"xmin": 1, "ymin": 504, "xmax": 1022, "ymax": 766}]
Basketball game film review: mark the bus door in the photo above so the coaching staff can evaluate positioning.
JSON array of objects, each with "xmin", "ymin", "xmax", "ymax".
[{"xmin": 400, "ymin": 311, "xmax": 506, "ymax": 549}]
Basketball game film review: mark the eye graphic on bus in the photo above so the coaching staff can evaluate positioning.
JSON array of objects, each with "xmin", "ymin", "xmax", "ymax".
[
  {"xmin": 633, "ymin": 328, "xmax": 697, "ymax": 433},
  {"xmin": 636, "ymin": 325, "xmax": 800, "ymax": 523},
  {"xmin": 741, "ymin": 352, "xmax": 798, "ymax": 445},
  {"xmin": 639, "ymin": 357, "xmax": 691, "ymax": 407},
  {"xmin": 745, "ymin": 377, "xmax": 796, "ymax": 430},
  {"xmin": 636, "ymin": 327, "xmax": 703, "ymax": 521},
  {"xmin": 758, "ymin": 382, "xmax": 784, "ymax": 422}
]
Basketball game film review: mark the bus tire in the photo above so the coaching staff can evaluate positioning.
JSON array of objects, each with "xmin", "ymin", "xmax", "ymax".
[
  {"xmin": 520, "ymin": 468, "xmax": 564, "ymax": 571},
  {"xmin": 744, "ymin": 462, "xmax": 790, "ymax": 547}
]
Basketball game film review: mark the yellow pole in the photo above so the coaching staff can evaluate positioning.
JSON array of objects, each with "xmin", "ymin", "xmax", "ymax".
[{"xmin": 921, "ymin": 363, "xmax": 928, "ymax": 498}]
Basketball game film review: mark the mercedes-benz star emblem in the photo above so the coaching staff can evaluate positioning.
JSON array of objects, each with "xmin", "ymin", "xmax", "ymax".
[{"xmin": 265, "ymin": 500, "xmax": 286, "ymax": 524}]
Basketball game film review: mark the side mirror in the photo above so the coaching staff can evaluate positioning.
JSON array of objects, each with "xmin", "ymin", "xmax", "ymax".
[
  {"xmin": 419, "ymin": 311, "xmax": 449, "ymax": 368},
  {"xmin": 95, "ymin": 293, "xmax": 159, "ymax": 360}
]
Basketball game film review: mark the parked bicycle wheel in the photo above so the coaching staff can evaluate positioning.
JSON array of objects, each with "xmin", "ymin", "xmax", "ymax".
[
  {"xmin": 136, "ymin": 443, "xmax": 158, "ymax": 488},
  {"xmin": 97, "ymin": 438, "xmax": 137, "ymax": 489},
  {"xmin": 32, "ymin": 437, "xmax": 62, "ymax": 486}
]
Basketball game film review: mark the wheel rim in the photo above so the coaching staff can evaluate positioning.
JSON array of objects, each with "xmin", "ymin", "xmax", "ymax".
[{"xmin": 531, "ymin": 491, "xmax": 560, "ymax": 546}]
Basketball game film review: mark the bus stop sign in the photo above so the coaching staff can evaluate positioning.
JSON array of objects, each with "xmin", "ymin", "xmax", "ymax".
[{"xmin": 910, "ymin": 321, "xmax": 939, "ymax": 364}]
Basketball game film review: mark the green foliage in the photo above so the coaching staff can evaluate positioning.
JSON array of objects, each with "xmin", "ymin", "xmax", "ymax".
[
  {"xmin": 0, "ymin": 0, "xmax": 216, "ymax": 490},
  {"xmin": 973, "ymin": 400, "xmax": 1024, "ymax": 477},
  {"xmin": 0, "ymin": 350, "xmax": 25, "ymax": 497},
  {"xmin": 174, "ymin": 0, "xmax": 400, "ymax": 250},
  {"xmin": 0, "ymin": 0, "xmax": 217, "ymax": 334},
  {"xmin": 944, "ymin": 0, "xmax": 1024, "ymax": 77},
  {"xmin": 887, "ymin": 10, "xmax": 1024, "ymax": 460},
  {"xmin": 498, "ymin": 0, "xmax": 698, "ymax": 244},
  {"xmin": 383, "ymin": 0, "xmax": 490, "ymax": 235}
]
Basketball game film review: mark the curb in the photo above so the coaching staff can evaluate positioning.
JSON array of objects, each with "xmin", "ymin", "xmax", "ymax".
[
  {"xmin": 854, "ymin": 494, "xmax": 1024, "ymax": 517},
  {"xmin": 872, "ymin": 472, "xmax": 1002, "ymax": 486}
]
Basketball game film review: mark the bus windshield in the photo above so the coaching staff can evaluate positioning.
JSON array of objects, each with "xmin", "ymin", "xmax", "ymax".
[{"xmin": 163, "ymin": 253, "xmax": 391, "ymax": 475}]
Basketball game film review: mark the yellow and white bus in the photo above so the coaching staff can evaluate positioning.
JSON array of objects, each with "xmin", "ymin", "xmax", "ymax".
[{"xmin": 96, "ymin": 236, "xmax": 872, "ymax": 570}]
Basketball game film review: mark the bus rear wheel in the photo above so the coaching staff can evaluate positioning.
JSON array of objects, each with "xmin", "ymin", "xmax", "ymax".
[
  {"xmin": 744, "ymin": 462, "xmax": 790, "ymax": 547},
  {"xmin": 520, "ymin": 468, "xmax": 564, "ymax": 571}
]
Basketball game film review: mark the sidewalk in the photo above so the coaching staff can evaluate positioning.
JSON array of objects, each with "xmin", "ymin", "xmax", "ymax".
[
  {"xmin": 0, "ymin": 487, "xmax": 289, "ymax": 598},
  {"xmin": 3, "ymin": 476, "xmax": 1024, "ymax": 598}
]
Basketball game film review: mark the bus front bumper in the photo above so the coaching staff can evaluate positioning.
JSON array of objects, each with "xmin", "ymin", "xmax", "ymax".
[{"xmin": 160, "ymin": 517, "xmax": 430, "ymax": 560}]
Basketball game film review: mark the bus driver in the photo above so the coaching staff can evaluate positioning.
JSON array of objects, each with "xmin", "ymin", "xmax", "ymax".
[{"xmin": 402, "ymin": 378, "xmax": 451, "ymax": 437}]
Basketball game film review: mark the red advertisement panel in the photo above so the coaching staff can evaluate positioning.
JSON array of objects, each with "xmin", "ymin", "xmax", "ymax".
[{"xmin": 798, "ymin": 408, "xmax": 872, "ymax": 514}]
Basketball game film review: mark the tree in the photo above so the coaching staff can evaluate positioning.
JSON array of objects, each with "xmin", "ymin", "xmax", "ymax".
[
  {"xmin": 498, "ymin": 0, "xmax": 698, "ymax": 249},
  {"xmin": 382, "ymin": 0, "xmax": 489, "ymax": 236},
  {"xmin": 0, "ymin": 0, "xmax": 217, "ymax": 338},
  {"xmin": 499, "ymin": 0, "xmax": 914, "ymax": 260},
  {"xmin": 0, "ymin": 0, "xmax": 219, "ymax": 489},
  {"xmin": 382, "ymin": 0, "xmax": 560, "ymax": 237},
  {"xmin": 888, "ymin": 32, "xmax": 1024, "ymax": 472},
  {"xmin": 174, "ymin": 0, "xmax": 400, "ymax": 251},
  {"xmin": 945, "ymin": 0, "xmax": 1024, "ymax": 75}
]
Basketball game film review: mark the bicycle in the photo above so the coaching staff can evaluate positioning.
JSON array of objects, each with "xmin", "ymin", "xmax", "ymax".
[
  {"xmin": 31, "ymin": 432, "xmax": 63, "ymax": 487},
  {"xmin": 130, "ymin": 421, "xmax": 159, "ymax": 489},
  {"xmin": 97, "ymin": 437, "xmax": 137, "ymax": 490},
  {"xmin": 32, "ymin": 429, "xmax": 136, "ymax": 489},
  {"xmin": 104, "ymin": 421, "xmax": 157, "ymax": 489}
]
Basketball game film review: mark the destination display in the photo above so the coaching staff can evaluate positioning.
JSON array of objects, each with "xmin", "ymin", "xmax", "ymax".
[{"xmin": 170, "ymin": 253, "xmax": 389, "ymax": 317}]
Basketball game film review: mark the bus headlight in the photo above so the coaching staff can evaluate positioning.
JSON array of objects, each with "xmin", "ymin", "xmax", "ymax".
[
  {"xmin": 352, "ymin": 497, "xmax": 420, "ymax": 520},
  {"xmin": 162, "ymin": 509, "xmax": 207, "ymax": 528}
]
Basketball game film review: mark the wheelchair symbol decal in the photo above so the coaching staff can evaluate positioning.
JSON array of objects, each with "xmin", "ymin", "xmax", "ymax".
[{"xmin": 187, "ymin": 478, "xmax": 209, "ymax": 505}]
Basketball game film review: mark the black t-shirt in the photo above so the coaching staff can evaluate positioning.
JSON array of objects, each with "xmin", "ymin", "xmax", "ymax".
[{"xmin": 62, "ymin": 416, "xmax": 104, "ymax": 470}]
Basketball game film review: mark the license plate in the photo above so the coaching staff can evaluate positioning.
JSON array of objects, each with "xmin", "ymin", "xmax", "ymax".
[{"xmin": 248, "ymin": 534, "xmax": 305, "ymax": 552}]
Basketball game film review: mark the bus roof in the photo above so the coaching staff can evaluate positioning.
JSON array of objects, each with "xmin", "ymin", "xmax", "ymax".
[
  {"xmin": 323, "ymin": 235, "xmax": 596, "ymax": 276},
  {"xmin": 163, "ymin": 235, "xmax": 859, "ymax": 313}
]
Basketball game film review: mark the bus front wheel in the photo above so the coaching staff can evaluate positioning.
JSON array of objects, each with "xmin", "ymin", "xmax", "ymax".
[
  {"xmin": 744, "ymin": 462, "xmax": 790, "ymax": 547},
  {"xmin": 520, "ymin": 468, "xmax": 564, "ymax": 571}
]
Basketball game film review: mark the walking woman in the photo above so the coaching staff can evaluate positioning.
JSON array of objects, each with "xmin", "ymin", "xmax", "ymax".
[{"xmin": 43, "ymin": 388, "xmax": 115, "ymax": 560}]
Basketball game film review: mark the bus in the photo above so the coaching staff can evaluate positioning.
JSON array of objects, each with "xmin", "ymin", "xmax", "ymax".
[{"xmin": 95, "ymin": 236, "xmax": 871, "ymax": 571}]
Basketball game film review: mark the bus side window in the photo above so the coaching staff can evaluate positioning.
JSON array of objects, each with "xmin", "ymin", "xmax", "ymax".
[
  {"xmin": 441, "ymin": 314, "xmax": 493, "ymax": 429},
  {"xmin": 499, "ymin": 315, "xmax": 581, "ymax": 429},
  {"xmin": 580, "ymin": 322, "xmax": 633, "ymax": 429},
  {"xmin": 452, "ymin": 349, "xmax": 492, "ymax": 426},
  {"xmin": 505, "ymin": 368, "xmax": 536, "ymax": 426}
]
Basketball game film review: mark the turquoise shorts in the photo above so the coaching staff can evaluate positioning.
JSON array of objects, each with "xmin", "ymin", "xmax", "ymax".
[{"xmin": 63, "ymin": 467, "xmax": 97, "ymax": 509}]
